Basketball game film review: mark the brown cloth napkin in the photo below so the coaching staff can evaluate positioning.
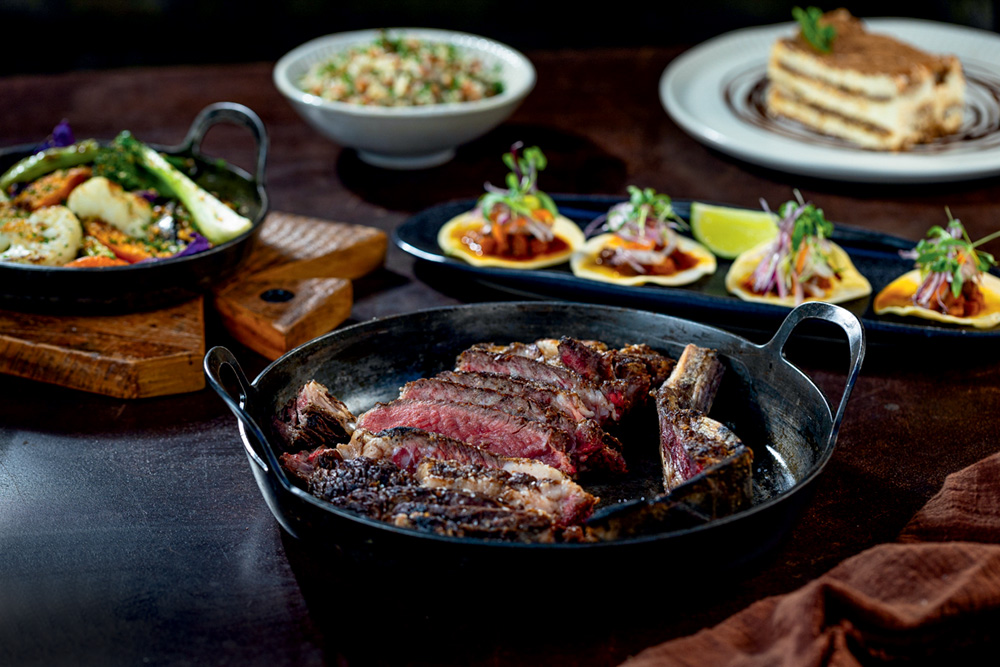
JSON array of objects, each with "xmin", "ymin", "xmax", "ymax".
[{"xmin": 623, "ymin": 451, "xmax": 1000, "ymax": 666}]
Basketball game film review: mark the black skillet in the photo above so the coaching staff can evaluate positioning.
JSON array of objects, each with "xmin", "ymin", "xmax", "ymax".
[
  {"xmin": 0, "ymin": 102, "xmax": 268, "ymax": 312},
  {"xmin": 205, "ymin": 301, "xmax": 865, "ymax": 580}
]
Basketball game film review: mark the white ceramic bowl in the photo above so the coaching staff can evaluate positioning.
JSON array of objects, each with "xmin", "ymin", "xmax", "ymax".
[{"xmin": 273, "ymin": 28, "xmax": 536, "ymax": 169}]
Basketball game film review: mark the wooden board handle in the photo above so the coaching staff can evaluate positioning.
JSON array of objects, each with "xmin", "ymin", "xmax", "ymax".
[{"xmin": 212, "ymin": 211, "xmax": 387, "ymax": 359}]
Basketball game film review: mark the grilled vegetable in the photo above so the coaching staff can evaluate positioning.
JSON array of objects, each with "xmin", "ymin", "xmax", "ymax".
[
  {"xmin": 0, "ymin": 140, "xmax": 101, "ymax": 200},
  {"xmin": 95, "ymin": 131, "xmax": 252, "ymax": 245}
]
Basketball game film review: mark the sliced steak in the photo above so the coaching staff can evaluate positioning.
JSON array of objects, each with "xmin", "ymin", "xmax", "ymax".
[
  {"xmin": 555, "ymin": 336, "xmax": 615, "ymax": 383},
  {"xmin": 436, "ymin": 370, "xmax": 594, "ymax": 423},
  {"xmin": 280, "ymin": 447, "xmax": 557, "ymax": 540},
  {"xmin": 355, "ymin": 399, "xmax": 576, "ymax": 474},
  {"xmin": 482, "ymin": 337, "xmax": 671, "ymax": 413},
  {"xmin": 662, "ymin": 344, "xmax": 725, "ymax": 414},
  {"xmin": 399, "ymin": 377, "xmax": 626, "ymax": 473},
  {"xmin": 342, "ymin": 426, "xmax": 552, "ymax": 475},
  {"xmin": 273, "ymin": 380, "xmax": 357, "ymax": 451},
  {"xmin": 415, "ymin": 458, "xmax": 596, "ymax": 526},
  {"xmin": 455, "ymin": 349, "xmax": 624, "ymax": 423}
]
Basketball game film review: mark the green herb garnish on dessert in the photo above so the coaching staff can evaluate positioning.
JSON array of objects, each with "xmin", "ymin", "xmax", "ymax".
[{"xmin": 792, "ymin": 6, "xmax": 837, "ymax": 53}]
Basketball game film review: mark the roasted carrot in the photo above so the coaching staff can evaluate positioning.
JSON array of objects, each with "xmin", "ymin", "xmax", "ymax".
[
  {"xmin": 794, "ymin": 244, "xmax": 809, "ymax": 275},
  {"xmin": 13, "ymin": 167, "xmax": 92, "ymax": 210},
  {"xmin": 83, "ymin": 219, "xmax": 168, "ymax": 263}
]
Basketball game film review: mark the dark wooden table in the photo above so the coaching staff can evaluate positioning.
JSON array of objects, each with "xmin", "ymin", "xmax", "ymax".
[{"xmin": 2, "ymin": 49, "xmax": 999, "ymax": 666}]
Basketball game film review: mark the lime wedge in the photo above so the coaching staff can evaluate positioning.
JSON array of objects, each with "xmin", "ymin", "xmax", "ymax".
[{"xmin": 690, "ymin": 202, "xmax": 779, "ymax": 260}]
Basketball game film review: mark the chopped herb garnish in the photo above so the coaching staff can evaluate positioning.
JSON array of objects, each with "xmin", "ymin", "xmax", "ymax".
[{"xmin": 793, "ymin": 6, "xmax": 836, "ymax": 54}]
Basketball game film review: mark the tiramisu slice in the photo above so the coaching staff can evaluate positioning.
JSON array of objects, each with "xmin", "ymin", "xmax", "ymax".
[{"xmin": 766, "ymin": 9, "xmax": 965, "ymax": 150}]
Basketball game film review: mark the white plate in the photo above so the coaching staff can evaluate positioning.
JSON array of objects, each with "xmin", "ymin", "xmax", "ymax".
[{"xmin": 660, "ymin": 18, "xmax": 1000, "ymax": 183}]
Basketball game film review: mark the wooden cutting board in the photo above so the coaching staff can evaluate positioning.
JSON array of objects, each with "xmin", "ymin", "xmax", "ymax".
[{"xmin": 0, "ymin": 212, "xmax": 387, "ymax": 398}]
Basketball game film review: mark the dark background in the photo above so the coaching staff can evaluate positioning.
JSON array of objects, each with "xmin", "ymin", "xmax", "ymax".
[{"xmin": 3, "ymin": 0, "xmax": 997, "ymax": 75}]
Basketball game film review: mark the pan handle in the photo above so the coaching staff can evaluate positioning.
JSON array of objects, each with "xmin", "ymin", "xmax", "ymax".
[
  {"xmin": 762, "ymin": 302, "xmax": 866, "ymax": 444},
  {"xmin": 179, "ymin": 102, "xmax": 269, "ymax": 187},
  {"xmin": 203, "ymin": 346, "xmax": 271, "ymax": 473}
]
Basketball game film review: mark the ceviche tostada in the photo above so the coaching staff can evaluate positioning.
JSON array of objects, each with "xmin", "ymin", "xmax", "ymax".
[
  {"xmin": 571, "ymin": 186, "xmax": 716, "ymax": 286},
  {"xmin": 874, "ymin": 211, "xmax": 1000, "ymax": 328},
  {"xmin": 0, "ymin": 121, "xmax": 253, "ymax": 268},
  {"xmin": 437, "ymin": 143, "xmax": 585, "ymax": 269},
  {"xmin": 725, "ymin": 191, "xmax": 871, "ymax": 307}
]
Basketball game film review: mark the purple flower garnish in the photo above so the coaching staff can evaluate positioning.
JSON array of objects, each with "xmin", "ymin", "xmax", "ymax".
[{"xmin": 35, "ymin": 119, "xmax": 75, "ymax": 152}]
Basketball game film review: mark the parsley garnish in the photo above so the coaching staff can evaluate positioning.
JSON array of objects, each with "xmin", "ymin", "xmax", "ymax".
[{"xmin": 793, "ymin": 6, "xmax": 836, "ymax": 54}]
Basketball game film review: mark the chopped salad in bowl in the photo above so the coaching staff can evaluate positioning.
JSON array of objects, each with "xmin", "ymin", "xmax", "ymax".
[{"xmin": 274, "ymin": 28, "xmax": 535, "ymax": 169}]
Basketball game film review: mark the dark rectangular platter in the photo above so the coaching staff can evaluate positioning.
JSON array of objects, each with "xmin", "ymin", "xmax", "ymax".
[{"xmin": 395, "ymin": 194, "xmax": 1000, "ymax": 345}]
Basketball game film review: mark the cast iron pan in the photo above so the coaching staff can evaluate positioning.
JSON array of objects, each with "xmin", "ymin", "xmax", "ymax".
[
  {"xmin": 205, "ymin": 301, "xmax": 865, "ymax": 580},
  {"xmin": 0, "ymin": 102, "xmax": 268, "ymax": 312}
]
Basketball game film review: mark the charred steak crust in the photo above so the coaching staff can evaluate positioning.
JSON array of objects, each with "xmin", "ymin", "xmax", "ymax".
[
  {"xmin": 392, "ymin": 505, "xmax": 557, "ymax": 542},
  {"xmin": 344, "ymin": 428, "xmax": 597, "ymax": 524},
  {"xmin": 280, "ymin": 445, "xmax": 574, "ymax": 542},
  {"xmin": 415, "ymin": 458, "xmax": 596, "ymax": 526}
]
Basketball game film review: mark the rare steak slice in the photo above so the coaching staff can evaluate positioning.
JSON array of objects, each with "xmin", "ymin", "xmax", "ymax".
[
  {"xmin": 355, "ymin": 399, "xmax": 576, "ymax": 473},
  {"xmin": 273, "ymin": 380, "xmax": 357, "ymax": 451},
  {"xmin": 344, "ymin": 426, "xmax": 570, "ymax": 478},
  {"xmin": 399, "ymin": 377, "xmax": 626, "ymax": 473},
  {"xmin": 414, "ymin": 458, "xmax": 596, "ymax": 526},
  {"xmin": 342, "ymin": 426, "xmax": 516, "ymax": 471},
  {"xmin": 455, "ymin": 349, "xmax": 624, "ymax": 424},
  {"xmin": 661, "ymin": 344, "xmax": 725, "ymax": 414},
  {"xmin": 435, "ymin": 370, "xmax": 593, "ymax": 423}
]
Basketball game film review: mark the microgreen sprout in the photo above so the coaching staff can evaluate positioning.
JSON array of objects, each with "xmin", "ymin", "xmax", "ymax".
[{"xmin": 478, "ymin": 142, "xmax": 558, "ymax": 221}]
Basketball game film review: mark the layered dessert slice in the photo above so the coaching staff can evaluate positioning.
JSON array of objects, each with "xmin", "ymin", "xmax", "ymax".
[{"xmin": 766, "ymin": 9, "xmax": 965, "ymax": 150}]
